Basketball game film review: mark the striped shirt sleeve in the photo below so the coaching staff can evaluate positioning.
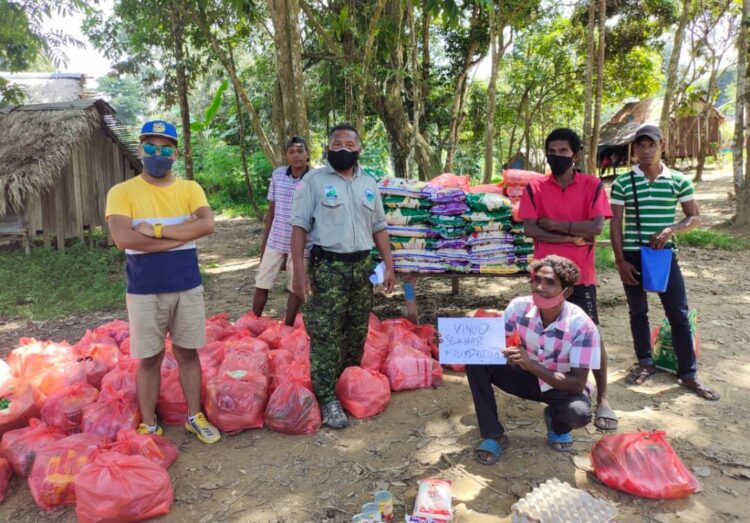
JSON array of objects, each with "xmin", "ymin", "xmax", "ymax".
[
  {"xmin": 568, "ymin": 321, "xmax": 601, "ymax": 370},
  {"xmin": 676, "ymin": 173, "xmax": 695, "ymax": 203},
  {"xmin": 610, "ymin": 177, "xmax": 625, "ymax": 206},
  {"xmin": 267, "ymin": 170, "xmax": 277, "ymax": 202}
]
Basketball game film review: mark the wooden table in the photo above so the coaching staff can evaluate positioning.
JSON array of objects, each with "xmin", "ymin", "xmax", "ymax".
[{"xmin": 397, "ymin": 271, "xmax": 528, "ymax": 323}]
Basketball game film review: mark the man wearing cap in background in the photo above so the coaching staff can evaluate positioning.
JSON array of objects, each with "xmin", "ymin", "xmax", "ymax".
[
  {"xmin": 252, "ymin": 136, "xmax": 311, "ymax": 326},
  {"xmin": 610, "ymin": 124, "xmax": 720, "ymax": 400},
  {"xmin": 290, "ymin": 124, "xmax": 395, "ymax": 429},
  {"xmin": 105, "ymin": 120, "xmax": 222, "ymax": 442}
]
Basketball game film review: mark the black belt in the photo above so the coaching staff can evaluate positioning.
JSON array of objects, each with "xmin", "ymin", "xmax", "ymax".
[{"xmin": 310, "ymin": 245, "xmax": 370, "ymax": 263}]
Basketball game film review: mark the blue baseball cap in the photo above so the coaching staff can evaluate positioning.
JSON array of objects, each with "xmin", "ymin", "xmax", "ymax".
[{"xmin": 140, "ymin": 120, "xmax": 179, "ymax": 144}]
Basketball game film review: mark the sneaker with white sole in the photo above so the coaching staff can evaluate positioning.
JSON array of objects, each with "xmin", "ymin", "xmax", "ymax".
[
  {"xmin": 321, "ymin": 400, "xmax": 348, "ymax": 429},
  {"xmin": 184, "ymin": 412, "xmax": 221, "ymax": 444}
]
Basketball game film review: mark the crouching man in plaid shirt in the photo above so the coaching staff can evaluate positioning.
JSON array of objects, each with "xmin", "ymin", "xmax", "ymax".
[{"xmin": 467, "ymin": 255, "xmax": 600, "ymax": 464}]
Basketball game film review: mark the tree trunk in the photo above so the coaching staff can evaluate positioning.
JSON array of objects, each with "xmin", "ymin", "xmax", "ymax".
[
  {"xmin": 170, "ymin": 0, "xmax": 193, "ymax": 179},
  {"xmin": 267, "ymin": 0, "xmax": 309, "ymax": 141},
  {"xmin": 191, "ymin": 11, "xmax": 281, "ymax": 166},
  {"xmin": 694, "ymin": 64, "xmax": 720, "ymax": 182},
  {"xmin": 483, "ymin": 6, "xmax": 502, "ymax": 183},
  {"xmin": 589, "ymin": 0, "xmax": 606, "ymax": 175},
  {"xmin": 581, "ymin": 0, "xmax": 597, "ymax": 170},
  {"xmin": 444, "ymin": 4, "xmax": 481, "ymax": 173},
  {"xmin": 660, "ymin": 0, "xmax": 691, "ymax": 164},
  {"xmin": 734, "ymin": 0, "xmax": 749, "ymax": 225},
  {"xmin": 230, "ymin": 48, "xmax": 264, "ymax": 222}
]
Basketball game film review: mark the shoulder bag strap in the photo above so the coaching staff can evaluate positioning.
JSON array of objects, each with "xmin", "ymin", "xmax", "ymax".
[{"xmin": 629, "ymin": 172, "xmax": 645, "ymax": 246}]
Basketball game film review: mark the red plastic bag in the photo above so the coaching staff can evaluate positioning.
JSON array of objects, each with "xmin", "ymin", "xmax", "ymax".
[
  {"xmin": 388, "ymin": 327, "xmax": 431, "ymax": 357},
  {"xmin": 0, "ymin": 457, "xmax": 11, "ymax": 503},
  {"xmin": 381, "ymin": 317, "xmax": 416, "ymax": 335},
  {"xmin": 336, "ymin": 367, "xmax": 391, "ymax": 419},
  {"xmin": 0, "ymin": 377, "xmax": 41, "ymax": 435},
  {"xmin": 471, "ymin": 309, "xmax": 503, "ymax": 317},
  {"xmin": 384, "ymin": 345, "xmax": 439, "ymax": 391},
  {"xmin": 72, "ymin": 330, "xmax": 121, "ymax": 389},
  {"xmin": 234, "ymin": 312, "xmax": 278, "ymax": 336},
  {"xmin": 118, "ymin": 336, "xmax": 132, "ymax": 357},
  {"xmin": 413, "ymin": 324, "xmax": 438, "ymax": 358},
  {"xmin": 198, "ymin": 340, "xmax": 225, "ymax": 369},
  {"xmin": 220, "ymin": 348, "xmax": 269, "ymax": 376},
  {"xmin": 34, "ymin": 359, "xmax": 89, "ymax": 399},
  {"xmin": 100, "ymin": 360, "xmax": 138, "ymax": 403},
  {"xmin": 93, "ymin": 320, "xmax": 130, "ymax": 347},
  {"xmin": 1, "ymin": 418, "xmax": 66, "ymax": 477},
  {"xmin": 107, "ymin": 429, "xmax": 178, "ymax": 469},
  {"xmin": 41, "ymin": 382, "xmax": 99, "ymax": 434},
  {"xmin": 8, "ymin": 338, "xmax": 73, "ymax": 382},
  {"xmin": 205, "ymin": 312, "xmax": 231, "ymax": 341},
  {"xmin": 426, "ymin": 173, "xmax": 470, "ymax": 191},
  {"xmin": 258, "ymin": 323, "xmax": 296, "ymax": 350},
  {"xmin": 204, "ymin": 370, "xmax": 268, "ymax": 433},
  {"xmin": 157, "ymin": 368, "xmax": 188, "ymax": 426},
  {"xmin": 502, "ymin": 169, "xmax": 544, "ymax": 186},
  {"xmin": 74, "ymin": 452, "xmax": 173, "ymax": 523},
  {"xmin": 28, "ymin": 432, "xmax": 109, "ymax": 510},
  {"xmin": 361, "ymin": 314, "xmax": 389, "ymax": 372},
  {"xmin": 591, "ymin": 431, "xmax": 699, "ymax": 499},
  {"xmin": 268, "ymin": 349, "xmax": 294, "ymax": 375},
  {"xmin": 81, "ymin": 392, "xmax": 140, "ymax": 440},
  {"xmin": 264, "ymin": 381, "xmax": 321, "ymax": 435},
  {"xmin": 271, "ymin": 362, "xmax": 313, "ymax": 393},
  {"xmin": 222, "ymin": 334, "xmax": 270, "ymax": 354},
  {"xmin": 468, "ymin": 183, "xmax": 504, "ymax": 194},
  {"xmin": 281, "ymin": 328, "xmax": 310, "ymax": 357}
]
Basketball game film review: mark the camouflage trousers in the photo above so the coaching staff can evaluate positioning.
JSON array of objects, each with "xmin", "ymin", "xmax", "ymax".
[{"xmin": 303, "ymin": 256, "xmax": 373, "ymax": 404}]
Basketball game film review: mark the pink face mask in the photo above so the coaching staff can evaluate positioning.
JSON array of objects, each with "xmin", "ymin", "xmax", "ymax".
[{"xmin": 532, "ymin": 291, "xmax": 566, "ymax": 310}]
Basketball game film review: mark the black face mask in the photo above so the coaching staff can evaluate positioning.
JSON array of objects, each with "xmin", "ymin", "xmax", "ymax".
[
  {"xmin": 328, "ymin": 148, "xmax": 359, "ymax": 171},
  {"xmin": 546, "ymin": 154, "xmax": 574, "ymax": 177}
]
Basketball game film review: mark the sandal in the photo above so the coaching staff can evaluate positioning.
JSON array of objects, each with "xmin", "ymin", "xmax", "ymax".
[
  {"xmin": 474, "ymin": 434, "xmax": 508, "ymax": 465},
  {"xmin": 678, "ymin": 379, "xmax": 721, "ymax": 401},
  {"xmin": 594, "ymin": 404, "xmax": 619, "ymax": 431},
  {"xmin": 544, "ymin": 407, "xmax": 573, "ymax": 452},
  {"xmin": 625, "ymin": 364, "xmax": 657, "ymax": 385}
]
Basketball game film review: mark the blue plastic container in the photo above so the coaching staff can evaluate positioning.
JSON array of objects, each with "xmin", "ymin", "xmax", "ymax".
[{"xmin": 640, "ymin": 247, "xmax": 672, "ymax": 293}]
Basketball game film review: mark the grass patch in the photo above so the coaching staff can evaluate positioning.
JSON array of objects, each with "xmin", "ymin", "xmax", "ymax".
[
  {"xmin": 595, "ymin": 246, "xmax": 616, "ymax": 271},
  {"xmin": 678, "ymin": 229, "xmax": 750, "ymax": 250},
  {"xmin": 0, "ymin": 242, "xmax": 126, "ymax": 321}
]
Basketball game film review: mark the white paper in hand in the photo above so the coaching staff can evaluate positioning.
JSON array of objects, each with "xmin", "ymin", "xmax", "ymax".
[
  {"xmin": 369, "ymin": 261, "xmax": 386, "ymax": 285},
  {"xmin": 438, "ymin": 317, "xmax": 507, "ymax": 365}
]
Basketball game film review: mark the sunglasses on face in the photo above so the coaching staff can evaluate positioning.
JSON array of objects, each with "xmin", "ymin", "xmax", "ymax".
[{"xmin": 142, "ymin": 143, "xmax": 175, "ymax": 157}]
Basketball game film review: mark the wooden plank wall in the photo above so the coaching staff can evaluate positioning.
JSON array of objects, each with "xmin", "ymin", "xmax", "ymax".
[{"xmin": 9, "ymin": 124, "xmax": 139, "ymax": 249}]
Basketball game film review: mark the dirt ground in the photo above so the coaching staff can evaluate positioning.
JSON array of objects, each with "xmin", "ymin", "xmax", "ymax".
[{"xmin": 1, "ymin": 166, "xmax": 749, "ymax": 522}]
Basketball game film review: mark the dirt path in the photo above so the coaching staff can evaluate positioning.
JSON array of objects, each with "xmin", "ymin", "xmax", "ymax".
[{"xmin": 1, "ymin": 166, "xmax": 748, "ymax": 522}]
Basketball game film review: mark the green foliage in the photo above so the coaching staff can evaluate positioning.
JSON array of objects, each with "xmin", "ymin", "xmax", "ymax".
[
  {"xmin": 0, "ymin": 242, "xmax": 126, "ymax": 320},
  {"xmin": 678, "ymin": 229, "xmax": 750, "ymax": 250},
  {"xmin": 191, "ymin": 79, "xmax": 229, "ymax": 134},
  {"xmin": 0, "ymin": 0, "xmax": 89, "ymax": 106},
  {"xmin": 193, "ymin": 137, "xmax": 271, "ymax": 217},
  {"xmin": 595, "ymin": 246, "xmax": 616, "ymax": 271},
  {"xmin": 97, "ymin": 74, "xmax": 150, "ymax": 125}
]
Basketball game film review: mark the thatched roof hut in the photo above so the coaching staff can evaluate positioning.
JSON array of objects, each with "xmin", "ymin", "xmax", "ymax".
[
  {"xmin": 598, "ymin": 96, "xmax": 725, "ymax": 163},
  {"xmin": 0, "ymin": 99, "xmax": 141, "ymax": 250}
]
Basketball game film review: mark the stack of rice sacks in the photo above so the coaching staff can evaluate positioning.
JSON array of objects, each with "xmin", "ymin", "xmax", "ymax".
[
  {"xmin": 378, "ymin": 178, "xmax": 442, "ymax": 273},
  {"xmin": 423, "ymin": 182, "xmax": 470, "ymax": 273},
  {"xmin": 463, "ymin": 192, "xmax": 518, "ymax": 274},
  {"xmin": 502, "ymin": 169, "xmax": 545, "ymax": 271}
]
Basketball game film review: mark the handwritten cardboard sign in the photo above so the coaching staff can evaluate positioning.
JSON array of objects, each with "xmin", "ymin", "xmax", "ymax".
[{"xmin": 437, "ymin": 317, "xmax": 507, "ymax": 365}]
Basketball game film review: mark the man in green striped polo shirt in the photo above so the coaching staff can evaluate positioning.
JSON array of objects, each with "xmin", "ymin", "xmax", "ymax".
[{"xmin": 610, "ymin": 124, "xmax": 720, "ymax": 401}]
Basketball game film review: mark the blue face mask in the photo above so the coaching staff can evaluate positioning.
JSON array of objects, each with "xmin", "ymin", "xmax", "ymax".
[{"xmin": 143, "ymin": 155, "xmax": 174, "ymax": 178}]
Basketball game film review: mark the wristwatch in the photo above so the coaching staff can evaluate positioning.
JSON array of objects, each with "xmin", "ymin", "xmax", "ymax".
[{"xmin": 153, "ymin": 223, "xmax": 164, "ymax": 239}]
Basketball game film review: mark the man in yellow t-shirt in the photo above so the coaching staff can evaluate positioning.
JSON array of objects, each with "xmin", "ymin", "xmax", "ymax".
[{"xmin": 105, "ymin": 120, "xmax": 220, "ymax": 444}]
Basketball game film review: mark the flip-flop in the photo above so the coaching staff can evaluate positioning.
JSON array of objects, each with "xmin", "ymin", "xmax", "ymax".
[
  {"xmin": 474, "ymin": 435, "xmax": 508, "ymax": 465},
  {"xmin": 625, "ymin": 364, "xmax": 658, "ymax": 385},
  {"xmin": 678, "ymin": 379, "xmax": 721, "ymax": 401},
  {"xmin": 544, "ymin": 407, "xmax": 573, "ymax": 452},
  {"xmin": 594, "ymin": 404, "xmax": 619, "ymax": 431}
]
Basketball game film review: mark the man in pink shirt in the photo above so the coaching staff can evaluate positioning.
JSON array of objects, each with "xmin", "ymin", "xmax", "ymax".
[{"xmin": 519, "ymin": 128, "xmax": 617, "ymax": 431}]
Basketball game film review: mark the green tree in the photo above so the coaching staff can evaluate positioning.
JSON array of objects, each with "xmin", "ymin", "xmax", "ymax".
[
  {"xmin": 97, "ymin": 74, "xmax": 149, "ymax": 125},
  {"xmin": 0, "ymin": 0, "xmax": 90, "ymax": 106}
]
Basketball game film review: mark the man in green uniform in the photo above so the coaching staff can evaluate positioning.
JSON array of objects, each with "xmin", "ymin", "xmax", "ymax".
[{"xmin": 291, "ymin": 124, "xmax": 395, "ymax": 428}]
